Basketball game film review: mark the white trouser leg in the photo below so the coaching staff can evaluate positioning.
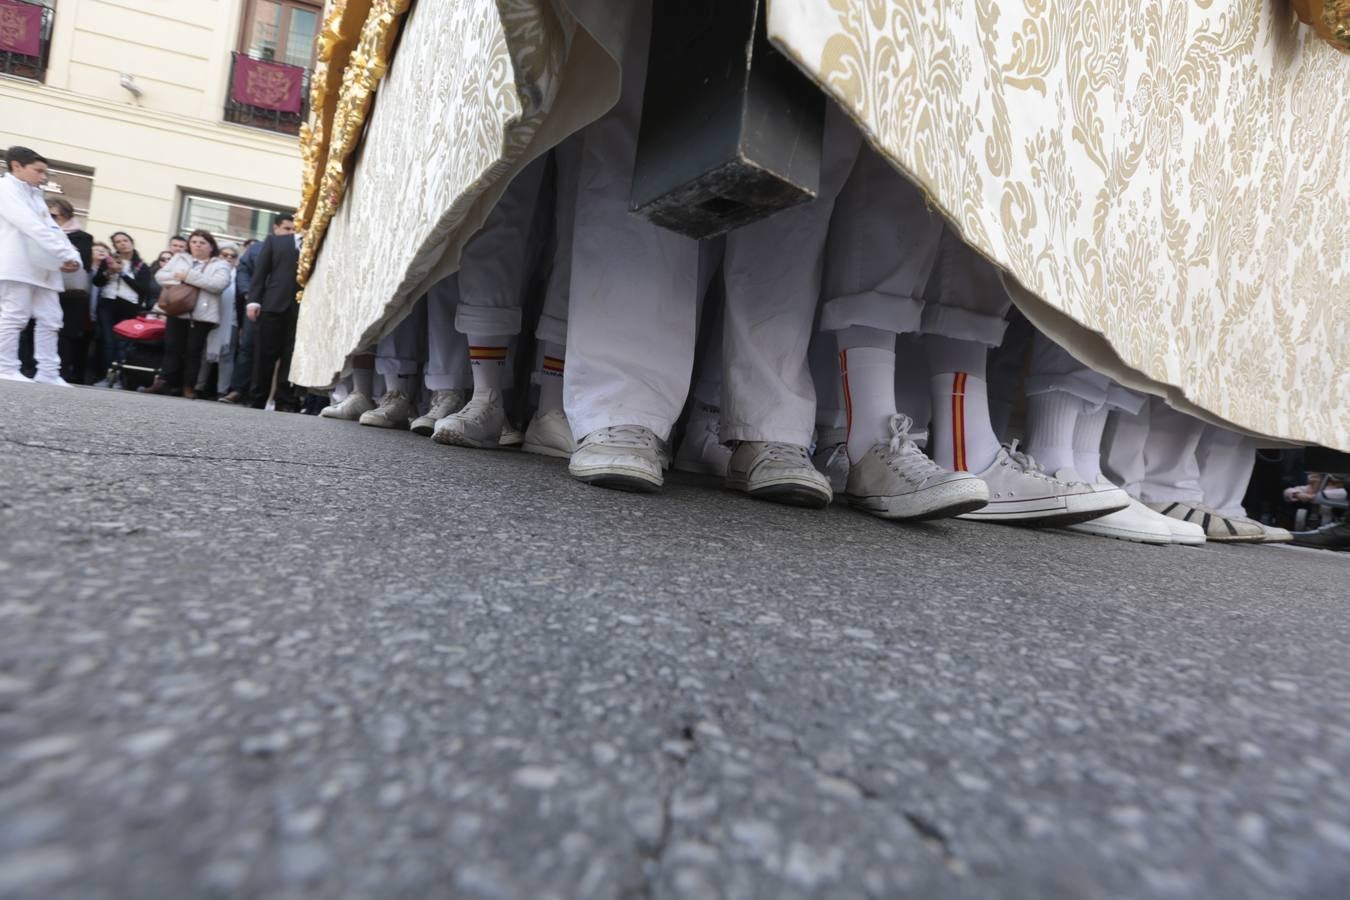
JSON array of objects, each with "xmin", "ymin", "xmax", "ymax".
[
  {"xmin": 0, "ymin": 280, "xmax": 37, "ymax": 375},
  {"xmin": 720, "ymin": 105, "xmax": 863, "ymax": 445},
  {"xmin": 375, "ymin": 300, "xmax": 424, "ymax": 388},
  {"xmin": 1140, "ymin": 398, "xmax": 1205, "ymax": 503},
  {"xmin": 1196, "ymin": 426, "xmax": 1257, "ymax": 518},
  {"xmin": 425, "ymin": 275, "xmax": 472, "ymax": 391},
  {"xmin": 1024, "ymin": 332, "xmax": 1110, "ymax": 408},
  {"xmin": 31, "ymin": 286, "xmax": 61, "ymax": 377},
  {"xmin": 820, "ymin": 145, "xmax": 941, "ymax": 336},
  {"xmin": 454, "ymin": 155, "xmax": 547, "ymax": 338},
  {"xmin": 536, "ymin": 135, "xmax": 583, "ymax": 348},
  {"xmin": 918, "ymin": 227, "xmax": 1012, "ymax": 345},
  {"xmin": 1102, "ymin": 391, "xmax": 1151, "ymax": 497},
  {"xmin": 564, "ymin": 0, "xmax": 700, "ymax": 442}
]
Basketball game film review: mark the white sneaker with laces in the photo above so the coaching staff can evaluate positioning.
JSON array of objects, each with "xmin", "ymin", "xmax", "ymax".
[
  {"xmin": 847, "ymin": 415, "xmax": 989, "ymax": 520},
  {"xmin": 1067, "ymin": 495, "xmax": 1176, "ymax": 544},
  {"xmin": 359, "ymin": 390, "xmax": 416, "ymax": 429},
  {"xmin": 498, "ymin": 424, "xmax": 525, "ymax": 448},
  {"xmin": 673, "ymin": 402, "xmax": 732, "ymax": 476},
  {"xmin": 523, "ymin": 409, "xmax": 575, "ymax": 458},
  {"xmin": 320, "ymin": 391, "xmax": 375, "ymax": 420},
  {"xmin": 33, "ymin": 371, "xmax": 71, "ymax": 387},
  {"xmin": 569, "ymin": 425, "xmax": 664, "ymax": 492},
  {"xmin": 432, "ymin": 390, "xmax": 506, "ymax": 448},
  {"xmin": 411, "ymin": 389, "xmax": 468, "ymax": 436},
  {"xmin": 726, "ymin": 442, "xmax": 833, "ymax": 508},
  {"xmin": 0, "ymin": 371, "xmax": 33, "ymax": 383},
  {"xmin": 959, "ymin": 442, "xmax": 1128, "ymax": 526}
]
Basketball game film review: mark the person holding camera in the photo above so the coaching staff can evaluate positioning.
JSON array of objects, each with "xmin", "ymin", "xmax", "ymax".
[
  {"xmin": 92, "ymin": 230, "xmax": 152, "ymax": 383},
  {"xmin": 0, "ymin": 146, "xmax": 82, "ymax": 385}
]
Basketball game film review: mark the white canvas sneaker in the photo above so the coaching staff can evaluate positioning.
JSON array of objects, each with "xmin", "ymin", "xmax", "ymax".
[
  {"xmin": 569, "ymin": 425, "xmax": 664, "ymax": 492},
  {"xmin": 1144, "ymin": 500, "xmax": 1265, "ymax": 543},
  {"xmin": 811, "ymin": 427, "xmax": 850, "ymax": 494},
  {"xmin": 411, "ymin": 389, "xmax": 469, "ymax": 436},
  {"xmin": 320, "ymin": 391, "xmax": 375, "ymax": 420},
  {"xmin": 0, "ymin": 371, "xmax": 33, "ymax": 383},
  {"xmin": 432, "ymin": 390, "xmax": 506, "ymax": 448},
  {"xmin": 846, "ymin": 415, "xmax": 989, "ymax": 520},
  {"xmin": 726, "ymin": 442, "xmax": 833, "ymax": 508},
  {"xmin": 673, "ymin": 402, "xmax": 732, "ymax": 476},
  {"xmin": 32, "ymin": 372, "xmax": 70, "ymax": 387},
  {"xmin": 1067, "ymin": 495, "xmax": 1176, "ymax": 544},
  {"xmin": 959, "ymin": 442, "xmax": 1129, "ymax": 527},
  {"xmin": 523, "ymin": 409, "xmax": 575, "ymax": 458},
  {"xmin": 359, "ymin": 390, "xmax": 416, "ymax": 429},
  {"xmin": 498, "ymin": 424, "xmax": 525, "ymax": 448}
]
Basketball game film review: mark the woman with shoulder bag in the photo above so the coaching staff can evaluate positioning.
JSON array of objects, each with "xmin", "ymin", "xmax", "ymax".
[
  {"xmin": 148, "ymin": 229, "xmax": 230, "ymax": 398},
  {"xmin": 45, "ymin": 198, "xmax": 94, "ymax": 384}
]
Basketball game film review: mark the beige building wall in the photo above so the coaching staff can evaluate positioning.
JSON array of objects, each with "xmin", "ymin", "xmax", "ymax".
[{"xmin": 0, "ymin": 0, "xmax": 302, "ymax": 253}]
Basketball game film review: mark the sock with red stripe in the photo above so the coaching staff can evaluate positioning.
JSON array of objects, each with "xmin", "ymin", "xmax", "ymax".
[
  {"xmin": 468, "ymin": 334, "xmax": 513, "ymax": 392},
  {"xmin": 1024, "ymin": 391, "xmax": 1084, "ymax": 475},
  {"xmin": 835, "ymin": 326, "xmax": 897, "ymax": 464},
  {"xmin": 538, "ymin": 341, "xmax": 565, "ymax": 413},
  {"xmin": 927, "ymin": 336, "xmax": 999, "ymax": 472}
]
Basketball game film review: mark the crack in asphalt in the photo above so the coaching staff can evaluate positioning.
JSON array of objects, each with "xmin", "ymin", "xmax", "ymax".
[{"xmin": 0, "ymin": 436, "xmax": 360, "ymax": 472}]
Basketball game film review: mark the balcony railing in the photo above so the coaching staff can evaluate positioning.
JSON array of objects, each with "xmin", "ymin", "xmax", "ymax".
[
  {"xmin": 0, "ymin": 0, "xmax": 53, "ymax": 83},
  {"xmin": 223, "ymin": 51, "xmax": 309, "ymax": 136}
]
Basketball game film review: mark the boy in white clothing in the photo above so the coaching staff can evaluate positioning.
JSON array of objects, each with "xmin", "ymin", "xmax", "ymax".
[{"xmin": 0, "ymin": 147, "xmax": 83, "ymax": 385}]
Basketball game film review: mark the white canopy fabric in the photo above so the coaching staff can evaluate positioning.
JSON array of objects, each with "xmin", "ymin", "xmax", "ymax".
[{"xmin": 293, "ymin": 0, "xmax": 1349, "ymax": 451}]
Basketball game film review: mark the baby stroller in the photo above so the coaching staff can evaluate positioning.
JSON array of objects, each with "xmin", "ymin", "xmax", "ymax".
[{"xmin": 109, "ymin": 312, "xmax": 167, "ymax": 391}]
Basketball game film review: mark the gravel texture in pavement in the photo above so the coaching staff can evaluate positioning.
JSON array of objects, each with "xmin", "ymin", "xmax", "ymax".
[{"xmin": 1, "ymin": 382, "xmax": 1348, "ymax": 899}]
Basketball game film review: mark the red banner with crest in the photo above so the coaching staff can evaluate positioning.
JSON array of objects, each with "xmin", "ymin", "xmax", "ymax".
[
  {"xmin": 0, "ymin": 0, "xmax": 43, "ymax": 57},
  {"xmin": 231, "ymin": 53, "xmax": 304, "ymax": 114}
]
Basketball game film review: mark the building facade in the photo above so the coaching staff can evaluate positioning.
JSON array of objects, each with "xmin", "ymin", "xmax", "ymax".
[{"xmin": 0, "ymin": 0, "xmax": 316, "ymax": 252}]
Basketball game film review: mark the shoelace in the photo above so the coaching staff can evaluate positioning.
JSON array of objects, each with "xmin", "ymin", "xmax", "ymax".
[
  {"xmin": 1002, "ymin": 439, "xmax": 1056, "ymax": 482},
  {"xmin": 430, "ymin": 390, "xmax": 465, "ymax": 413},
  {"xmin": 456, "ymin": 394, "xmax": 498, "ymax": 423},
  {"xmin": 591, "ymin": 425, "xmax": 657, "ymax": 449},
  {"xmin": 760, "ymin": 442, "xmax": 812, "ymax": 465},
  {"xmin": 379, "ymin": 390, "xmax": 407, "ymax": 409},
  {"xmin": 884, "ymin": 415, "xmax": 944, "ymax": 484}
]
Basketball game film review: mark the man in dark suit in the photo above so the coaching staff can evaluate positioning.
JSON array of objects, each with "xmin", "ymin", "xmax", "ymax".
[{"xmin": 246, "ymin": 214, "xmax": 302, "ymax": 411}]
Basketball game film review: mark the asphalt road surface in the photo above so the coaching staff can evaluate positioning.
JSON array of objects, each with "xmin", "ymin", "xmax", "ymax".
[{"xmin": 1, "ymin": 382, "xmax": 1348, "ymax": 899}]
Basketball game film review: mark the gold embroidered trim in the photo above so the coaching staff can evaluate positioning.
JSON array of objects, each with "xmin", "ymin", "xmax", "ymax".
[{"xmin": 297, "ymin": 0, "xmax": 410, "ymax": 297}]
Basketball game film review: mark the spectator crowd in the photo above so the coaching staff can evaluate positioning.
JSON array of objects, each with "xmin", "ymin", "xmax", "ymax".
[{"xmin": 0, "ymin": 146, "xmax": 307, "ymax": 410}]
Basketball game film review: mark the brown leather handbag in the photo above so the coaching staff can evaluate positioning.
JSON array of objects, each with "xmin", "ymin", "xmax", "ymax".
[{"xmin": 158, "ymin": 282, "xmax": 199, "ymax": 317}]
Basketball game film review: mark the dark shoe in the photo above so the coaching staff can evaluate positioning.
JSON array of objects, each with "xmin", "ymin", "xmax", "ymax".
[
  {"xmin": 144, "ymin": 378, "xmax": 172, "ymax": 395},
  {"xmin": 182, "ymin": 386, "xmax": 196, "ymax": 400},
  {"xmin": 1290, "ymin": 521, "xmax": 1350, "ymax": 551},
  {"xmin": 218, "ymin": 391, "xmax": 244, "ymax": 404}
]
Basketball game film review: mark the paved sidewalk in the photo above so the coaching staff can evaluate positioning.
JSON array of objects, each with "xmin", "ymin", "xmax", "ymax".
[{"xmin": 1, "ymin": 382, "xmax": 1348, "ymax": 899}]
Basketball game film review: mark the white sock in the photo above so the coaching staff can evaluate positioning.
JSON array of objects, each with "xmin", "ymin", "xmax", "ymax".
[
  {"xmin": 929, "ymin": 372, "xmax": 1000, "ymax": 473},
  {"xmin": 468, "ymin": 334, "xmax": 513, "ymax": 393},
  {"xmin": 539, "ymin": 341, "xmax": 565, "ymax": 413},
  {"xmin": 352, "ymin": 367, "xmax": 374, "ymax": 398},
  {"xmin": 1072, "ymin": 405, "xmax": 1109, "ymax": 482},
  {"xmin": 1023, "ymin": 391, "xmax": 1083, "ymax": 475},
  {"xmin": 837, "ymin": 329, "xmax": 897, "ymax": 464}
]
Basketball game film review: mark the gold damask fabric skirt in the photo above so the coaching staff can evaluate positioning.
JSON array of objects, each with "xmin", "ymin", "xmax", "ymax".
[{"xmin": 292, "ymin": 0, "xmax": 1349, "ymax": 451}]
